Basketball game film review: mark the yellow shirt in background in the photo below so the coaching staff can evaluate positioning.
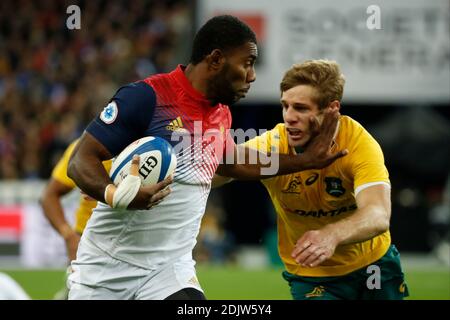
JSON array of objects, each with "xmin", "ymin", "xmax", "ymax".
[
  {"xmin": 51, "ymin": 140, "xmax": 112, "ymax": 234},
  {"xmin": 245, "ymin": 116, "xmax": 391, "ymax": 277}
]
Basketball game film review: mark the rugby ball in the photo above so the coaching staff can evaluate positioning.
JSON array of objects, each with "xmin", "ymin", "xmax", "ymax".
[{"xmin": 109, "ymin": 136, "xmax": 177, "ymax": 186}]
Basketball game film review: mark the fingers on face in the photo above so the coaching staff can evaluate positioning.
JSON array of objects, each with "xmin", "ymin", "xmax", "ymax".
[
  {"xmin": 322, "ymin": 109, "xmax": 339, "ymax": 137},
  {"xmin": 332, "ymin": 149, "xmax": 349, "ymax": 160},
  {"xmin": 309, "ymin": 116, "xmax": 320, "ymax": 136},
  {"xmin": 324, "ymin": 149, "xmax": 349, "ymax": 166}
]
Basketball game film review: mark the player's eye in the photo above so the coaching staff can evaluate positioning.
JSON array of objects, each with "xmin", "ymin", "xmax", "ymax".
[
  {"xmin": 294, "ymin": 106, "xmax": 310, "ymax": 113},
  {"xmin": 245, "ymin": 59, "xmax": 255, "ymax": 67}
]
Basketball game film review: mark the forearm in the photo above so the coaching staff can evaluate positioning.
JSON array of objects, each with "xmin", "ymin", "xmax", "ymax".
[
  {"xmin": 41, "ymin": 194, "xmax": 72, "ymax": 237},
  {"xmin": 40, "ymin": 179, "xmax": 76, "ymax": 239},
  {"xmin": 211, "ymin": 174, "xmax": 234, "ymax": 188},
  {"xmin": 219, "ymin": 137, "xmax": 347, "ymax": 180},
  {"xmin": 325, "ymin": 205, "xmax": 390, "ymax": 246},
  {"xmin": 218, "ymin": 149, "xmax": 310, "ymax": 180},
  {"xmin": 68, "ymin": 155, "xmax": 112, "ymax": 203}
]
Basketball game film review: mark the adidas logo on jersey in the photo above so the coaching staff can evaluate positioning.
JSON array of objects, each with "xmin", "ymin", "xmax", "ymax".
[{"xmin": 166, "ymin": 117, "xmax": 185, "ymax": 132}]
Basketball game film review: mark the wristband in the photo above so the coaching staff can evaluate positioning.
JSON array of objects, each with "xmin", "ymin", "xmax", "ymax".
[{"xmin": 104, "ymin": 175, "xmax": 141, "ymax": 209}]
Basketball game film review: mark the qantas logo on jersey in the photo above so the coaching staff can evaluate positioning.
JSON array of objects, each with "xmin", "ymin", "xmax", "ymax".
[
  {"xmin": 100, "ymin": 101, "xmax": 118, "ymax": 124},
  {"xmin": 281, "ymin": 203, "xmax": 357, "ymax": 218}
]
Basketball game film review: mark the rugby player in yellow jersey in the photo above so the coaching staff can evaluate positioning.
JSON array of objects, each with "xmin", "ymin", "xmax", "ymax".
[
  {"xmin": 241, "ymin": 60, "xmax": 409, "ymax": 300},
  {"xmin": 40, "ymin": 140, "xmax": 112, "ymax": 298},
  {"xmin": 41, "ymin": 139, "xmax": 112, "ymax": 260}
]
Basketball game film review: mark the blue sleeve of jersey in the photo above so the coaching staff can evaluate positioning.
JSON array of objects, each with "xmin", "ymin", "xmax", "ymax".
[{"xmin": 86, "ymin": 81, "xmax": 156, "ymax": 156}]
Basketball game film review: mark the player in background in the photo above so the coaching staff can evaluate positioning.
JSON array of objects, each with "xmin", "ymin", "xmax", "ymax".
[
  {"xmin": 67, "ymin": 15, "xmax": 346, "ymax": 300},
  {"xmin": 40, "ymin": 139, "xmax": 112, "ymax": 298},
  {"xmin": 41, "ymin": 139, "xmax": 112, "ymax": 261},
  {"xmin": 238, "ymin": 60, "xmax": 409, "ymax": 299}
]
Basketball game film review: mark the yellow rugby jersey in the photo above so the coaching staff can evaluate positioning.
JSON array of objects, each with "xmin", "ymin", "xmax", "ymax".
[
  {"xmin": 245, "ymin": 116, "xmax": 391, "ymax": 277},
  {"xmin": 51, "ymin": 140, "xmax": 112, "ymax": 234}
]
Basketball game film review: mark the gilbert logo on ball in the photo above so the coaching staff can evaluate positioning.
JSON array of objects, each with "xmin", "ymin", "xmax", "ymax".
[{"xmin": 110, "ymin": 136, "xmax": 177, "ymax": 185}]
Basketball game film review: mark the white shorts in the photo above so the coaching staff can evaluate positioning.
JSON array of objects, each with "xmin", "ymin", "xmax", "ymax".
[{"xmin": 68, "ymin": 240, "xmax": 203, "ymax": 300}]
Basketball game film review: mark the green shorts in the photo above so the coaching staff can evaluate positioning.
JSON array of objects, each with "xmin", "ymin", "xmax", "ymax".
[{"xmin": 282, "ymin": 245, "xmax": 409, "ymax": 300}]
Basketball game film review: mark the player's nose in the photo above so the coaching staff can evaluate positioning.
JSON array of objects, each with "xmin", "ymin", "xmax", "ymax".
[
  {"xmin": 284, "ymin": 106, "xmax": 297, "ymax": 123},
  {"xmin": 247, "ymin": 68, "xmax": 256, "ymax": 83}
]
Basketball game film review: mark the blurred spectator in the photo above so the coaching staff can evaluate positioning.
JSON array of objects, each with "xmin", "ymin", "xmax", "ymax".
[
  {"xmin": 0, "ymin": 0, "xmax": 192, "ymax": 179},
  {"xmin": 194, "ymin": 191, "xmax": 235, "ymax": 264}
]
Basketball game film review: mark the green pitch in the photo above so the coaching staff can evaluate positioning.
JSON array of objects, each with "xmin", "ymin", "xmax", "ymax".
[{"xmin": 1, "ymin": 265, "xmax": 448, "ymax": 300}]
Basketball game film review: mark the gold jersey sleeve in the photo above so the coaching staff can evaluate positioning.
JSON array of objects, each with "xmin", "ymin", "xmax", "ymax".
[
  {"xmin": 51, "ymin": 140, "xmax": 78, "ymax": 188},
  {"xmin": 245, "ymin": 116, "xmax": 391, "ymax": 277},
  {"xmin": 73, "ymin": 158, "xmax": 112, "ymax": 233},
  {"xmin": 339, "ymin": 117, "xmax": 390, "ymax": 191},
  {"xmin": 51, "ymin": 139, "xmax": 112, "ymax": 234}
]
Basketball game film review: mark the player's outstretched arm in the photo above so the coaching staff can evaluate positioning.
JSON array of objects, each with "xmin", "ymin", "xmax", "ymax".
[
  {"xmin": 216, "ymin": 107, "xmax": 348, "ymax": 179},
  {"xmin": 211, "ymin": 175, "xmax": 234, "ymax": 188}
]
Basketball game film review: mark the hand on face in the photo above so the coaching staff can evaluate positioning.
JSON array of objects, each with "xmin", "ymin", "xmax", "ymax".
[
  {"xmin": 307, "ymin": 106, "xmax": 339, "ymax": 143},
  {"xmin": 299, "ymin": 107, "xmax": 348, "ymax": 170}
]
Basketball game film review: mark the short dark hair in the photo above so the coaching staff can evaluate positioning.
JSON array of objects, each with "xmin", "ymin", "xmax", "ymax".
[{"xmin": 190, "ymin": 15, "xmax": 257, "ymax": 64}]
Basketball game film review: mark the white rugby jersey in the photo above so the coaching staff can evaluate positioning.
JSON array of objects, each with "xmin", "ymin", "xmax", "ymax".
[{"xmin": 78, "ymin": 65, "xmax": 233, "ymax": 269}]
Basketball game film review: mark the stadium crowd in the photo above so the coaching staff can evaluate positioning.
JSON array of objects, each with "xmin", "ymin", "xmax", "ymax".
[{"xmin": 0, "ymin": 0, "xmax": 191, "ymax": 179}]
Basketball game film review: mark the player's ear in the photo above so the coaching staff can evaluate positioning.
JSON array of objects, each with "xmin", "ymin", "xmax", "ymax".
[
  {"xmin": 328, "ymin": 100, "xmax": 341, "ymax": 111},
  {"xmin": 206, "ymin": 49, "xmax": 226, "ymax": 71}
]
